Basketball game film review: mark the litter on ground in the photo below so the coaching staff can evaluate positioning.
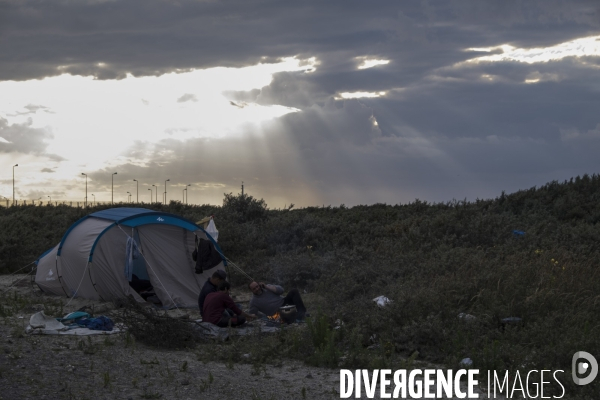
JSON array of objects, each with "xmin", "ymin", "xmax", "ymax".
[
  {"xmin": 373, "ymin": 295, "xmax": 392, "ymax": 307},
  {"xmin": 25, "ymin": 311, "xmax": 122, "ymax": 336}
]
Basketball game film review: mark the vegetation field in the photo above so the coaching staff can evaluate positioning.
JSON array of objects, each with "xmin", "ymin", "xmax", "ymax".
[{"xmin": 1, "ymin": 174, "xmax": 599, "ymax": 398}]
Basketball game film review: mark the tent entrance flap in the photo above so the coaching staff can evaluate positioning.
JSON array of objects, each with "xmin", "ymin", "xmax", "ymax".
[{"xmin": 136, "ymin": 225, "xmax": 204, "ymax": 308}]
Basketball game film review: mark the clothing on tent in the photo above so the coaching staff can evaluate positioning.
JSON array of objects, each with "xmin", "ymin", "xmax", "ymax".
[
  {"xmin": 125, "ymin": 236, "xmax": 141, "ymax": 281},
  {"xmin": 206, "ymin": 219, "xmax": 219, "ymax": 242},
  {"xmin": 194, "ymin": 238, "xmax": 223, "ymax": 274},
  {"xmin": 192, "ymin": 236, "xmax": 198, "ymax": 261}
]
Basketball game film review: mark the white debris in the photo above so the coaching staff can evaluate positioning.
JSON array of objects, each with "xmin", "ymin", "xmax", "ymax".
[
  {"xmin": 460, "ymin": 357, "xmax": 473, "ymax": 367},
  {"xmin": 28, "ymin": 311, "xmax": 67, "ymax": 331},
  {"xmin": 373, "ymin": 295, "xmax": 392, "ymax": 307},
  {"xmin": 458, "ymin": 313, "xmax": 476, "ymax": 322}
]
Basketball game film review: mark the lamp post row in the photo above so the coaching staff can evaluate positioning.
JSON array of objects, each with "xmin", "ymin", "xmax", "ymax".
[
  {"xmin": 115, "ymin": 176, "xmax": 190, "ymax": 204},
  {"xmin": 9, "ymin": 167, "xmax": 192, "ymax": 205}
]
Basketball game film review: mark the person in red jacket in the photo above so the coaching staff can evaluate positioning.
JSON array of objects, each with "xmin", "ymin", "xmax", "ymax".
[{"xmin": 202, "ymin": 281, "xmax": 256, "ymax": 327}]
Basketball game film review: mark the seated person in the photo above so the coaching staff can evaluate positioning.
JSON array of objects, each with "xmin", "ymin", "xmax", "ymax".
[
  {"xmin": 198, "ymin": 269, "xmax": 227, "ymax": 317},
  {"xmin": 203, "ymin": 281, "xmax": 255, "ymax": 327},
  {"xmin": 248, "ymin": 281, "xmax": 308, "ymax": 320}
]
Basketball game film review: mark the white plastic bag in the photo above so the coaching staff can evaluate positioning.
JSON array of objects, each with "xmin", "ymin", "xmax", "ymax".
[
  {"xmin": 373, "ymin": 295, "xmax": 392, "ymax": 307},
  {"xmin": 206, "ymin": 218, "xmax": 219, "ymax": 242}
]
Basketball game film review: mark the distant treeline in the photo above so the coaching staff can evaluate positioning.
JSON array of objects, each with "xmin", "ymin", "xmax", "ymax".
[{"xmin": 1, "ymin": 174, "xmax": 599, "ymax": 397}]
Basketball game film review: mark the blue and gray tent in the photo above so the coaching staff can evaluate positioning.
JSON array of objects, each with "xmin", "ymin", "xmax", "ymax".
[{"xmin": 35, "ymin": 208, "xmax": 225, "ymax": 308}]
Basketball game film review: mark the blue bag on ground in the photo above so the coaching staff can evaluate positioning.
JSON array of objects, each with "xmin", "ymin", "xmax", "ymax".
[
  {"xmin": 58, "ymin": 311, "xmax": 90, "ymax": 323},
  {"xmin": 77, "ymin": 316, "xmax": 114, "ymax": 331}
]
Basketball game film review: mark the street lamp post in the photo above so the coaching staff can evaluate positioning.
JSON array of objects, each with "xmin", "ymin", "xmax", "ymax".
[
  {"xmin": 127, "ymin": 191, "xmax": 131, "ymax": 203},
  {"xmin": 186, "ymin": 184, "xmax": 191, "ymax": 204},
  {"xmin": 133, "ymin": 179, "xmax": 138, "ymax": 203},
  {"xmin": 164, "ymin": 179, "xmax": 170, "ymax": 204},
  {"xmin": 81, "ymin": 173, "xmax": 88, "ymax": 207},
  {"xmin": 152, "ymin": 184, "xmax": 156, "ymax": 203},
  {"xmin": 47, "ymin": 195, "xmax": 51, "ymax": 205},
  {"xmin": 111, "ymin": 172, "xmax": 117, "ymax": 204},
  {"xmin": 148, "ymin": 188, "xmax": 152, "ymax": 203},
  {"xmin": 12, "ymin": 164, "xmax": 18, "ymax": 206}
]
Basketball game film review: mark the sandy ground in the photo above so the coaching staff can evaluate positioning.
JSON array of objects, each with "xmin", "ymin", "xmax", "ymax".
[{"xmin": 0, "ymin": 275, "xmax": 502, "ymax": 400}]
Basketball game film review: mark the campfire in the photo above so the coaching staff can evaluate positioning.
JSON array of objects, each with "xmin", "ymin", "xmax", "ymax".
[
  {"xmin": 267, "ymin": 312, "xmax": 281, "ymax": 323},
  {"xmin": 266, "ymin": 306, "xmax": 297, "ymax": 325}
]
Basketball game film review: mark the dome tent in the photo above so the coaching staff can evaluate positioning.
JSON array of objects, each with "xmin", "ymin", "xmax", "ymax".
[{"xmin": 35, "ymin": 208, "xmax": 225, "ymax": 309}]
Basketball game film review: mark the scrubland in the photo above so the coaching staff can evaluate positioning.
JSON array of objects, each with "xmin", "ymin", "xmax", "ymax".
[{"xmin": 1, "ymin": 174, "xmax": 599, "ymax": 398}]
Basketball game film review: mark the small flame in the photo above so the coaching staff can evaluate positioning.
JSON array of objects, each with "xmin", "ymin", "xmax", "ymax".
[{"xmin": 267, "ymin": 312, "xmax": 280, "ymax": 322}]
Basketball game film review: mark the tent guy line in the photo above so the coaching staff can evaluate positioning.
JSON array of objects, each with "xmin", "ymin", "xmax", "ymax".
[{"xmin": 0, "ymin": 261, "xmax": 36, "ymax": 294}]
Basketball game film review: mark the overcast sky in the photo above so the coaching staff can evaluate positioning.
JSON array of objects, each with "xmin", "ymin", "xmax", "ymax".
[{"xmin": 1, "ymin": 0, "xmax": 599, "ymax": 208}]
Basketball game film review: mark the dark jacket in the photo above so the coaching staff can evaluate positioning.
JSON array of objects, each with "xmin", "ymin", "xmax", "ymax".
[
  {"xmin": 197, "ymin": 279, "xmax": 217, "ymax": 316},
  {"xmin": 194, "ymin": 238, "xmax": 223, "ymax": 274}
]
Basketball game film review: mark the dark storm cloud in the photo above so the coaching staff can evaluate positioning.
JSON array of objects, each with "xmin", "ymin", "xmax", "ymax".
[
  {"xmin": 3, "ymin": 0, "xmax": 600, "ymax": 205},
  {"xmin": 375, "ymin": 58, "xmax": 600, "ymax": 141},
  {"xmin": 2, "ymin": 0, "xmax": 598, "ymax": 82},
  {"xmin": 253, "ymin": 71, "xmax": 327, "ymax": 109}
]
